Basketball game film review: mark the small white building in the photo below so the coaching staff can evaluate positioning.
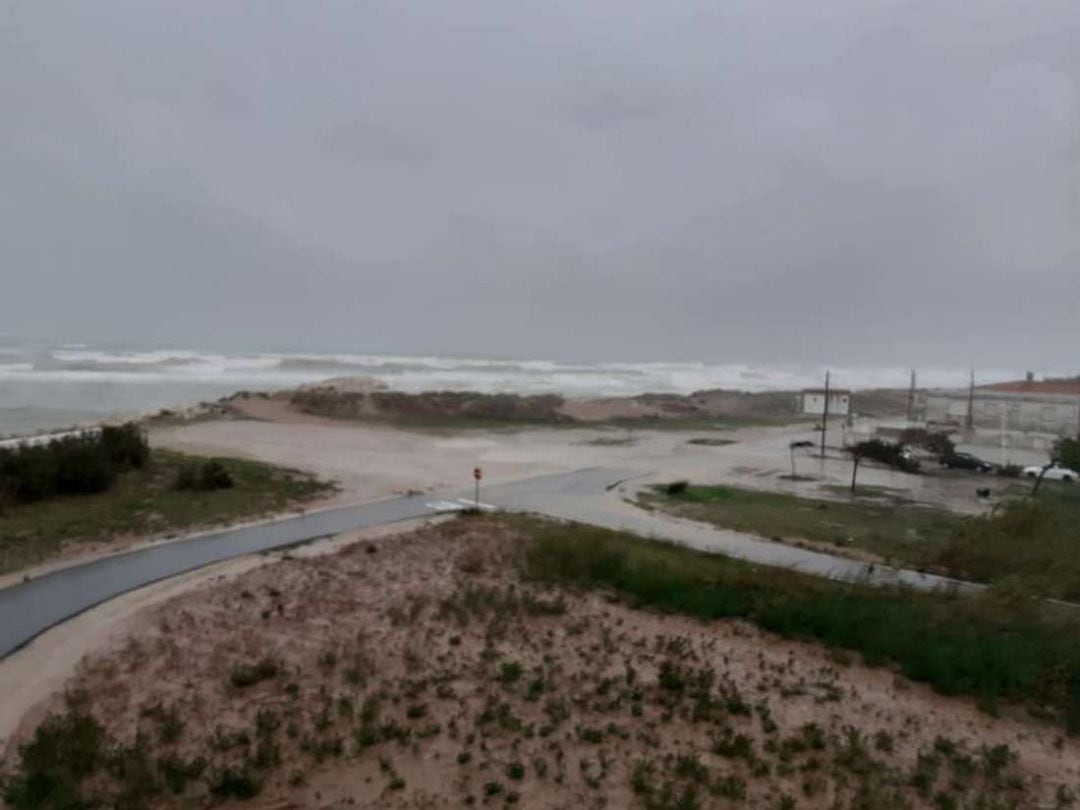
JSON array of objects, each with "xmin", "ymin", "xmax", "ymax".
[{"xmin": 799, "ymin": 389, "xmax": 851, "ymax": 417}]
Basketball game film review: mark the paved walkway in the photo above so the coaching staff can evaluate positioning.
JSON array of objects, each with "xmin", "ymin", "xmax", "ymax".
[
  {"xmin": 486, "ymin": 468, "xmax": 980, "ymax": 593},
  {"xmin": 0, "ymin": 494, "xmax": 443, "ymax": 657},
  {"xmin": 1, "ymin": 467, "xmax": 981, "ymax": 658}
]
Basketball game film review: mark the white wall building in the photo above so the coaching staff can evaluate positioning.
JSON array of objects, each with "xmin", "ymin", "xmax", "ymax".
[
  {"xmin": 799, "ymin": 389, "xmax": 851, "ymax": 416},
  {"xmin": 916, "ymin": 377, "xmax": 1080, "ymax": 447}
]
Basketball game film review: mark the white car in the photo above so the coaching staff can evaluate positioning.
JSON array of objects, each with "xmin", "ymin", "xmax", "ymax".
[{"xmin": 1023, "ymin": 463, "xmax": 1078, "ymax": 482}]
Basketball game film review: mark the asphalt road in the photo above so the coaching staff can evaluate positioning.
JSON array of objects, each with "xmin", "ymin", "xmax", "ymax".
[
  {"xmin": 1, "ymin": 467, "xmax": 979, "ymax": 658},
  {"xmin": 0, "ymin": 493, "xmax": 446, "ymax": 658}
]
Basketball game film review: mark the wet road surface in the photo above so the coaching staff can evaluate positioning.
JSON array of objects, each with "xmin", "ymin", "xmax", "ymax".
[
  {"xmin": 0, "ymin": 494, "xmax": 444, "ymax": 657},
  {"xmin": 2, "ymin": 467, "xmax": 980, "ymax": 658}
]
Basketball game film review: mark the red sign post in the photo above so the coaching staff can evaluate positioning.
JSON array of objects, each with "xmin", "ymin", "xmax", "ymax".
[{"xmin": 473, "ymin": 467, "xmax": 482, "ymax": 507}]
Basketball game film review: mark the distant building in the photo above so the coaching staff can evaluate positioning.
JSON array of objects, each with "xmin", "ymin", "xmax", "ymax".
[
  {"xmin": 917, "ymin": 375, "xmax": 1080, "ymax": 440},
  {"xmin": 799, "ymin": 389, "xmax": 851, "ymax": 417}
]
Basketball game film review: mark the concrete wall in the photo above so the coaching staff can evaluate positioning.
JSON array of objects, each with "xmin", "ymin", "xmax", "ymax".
[{"xmin": 917, "ymin": 390, "xmax": 1080, "ymax": 436}]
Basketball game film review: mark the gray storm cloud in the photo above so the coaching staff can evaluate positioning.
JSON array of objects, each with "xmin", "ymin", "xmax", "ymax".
[{"xmin": 2, "ymin": 0, "xmax": 1078, "ymax": 366}]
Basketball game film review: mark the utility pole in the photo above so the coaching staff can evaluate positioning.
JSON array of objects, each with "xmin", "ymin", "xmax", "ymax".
[
  {"xmin": 820, "ymin": 370, "xmax": 830, "ymax": 458},
  {"xmin": 906, "ymin": 369, "xmax": 917, "ymax": 423},
  {"xmin": 965, "ymin": 369, "xmax": 975, "ymax": 431},
  {"xmin": 999, "ymin": 401, "xmax": 1007, "ymax": 467}
]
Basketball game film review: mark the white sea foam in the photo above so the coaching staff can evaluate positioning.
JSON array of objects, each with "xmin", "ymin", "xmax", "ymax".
[
  {"xmin": 0, "ymin": 347, "xmax": 1024, "ymax": 394},
  {"xmin": 0, "ymin": 341, "xmax": 1051, "ymax": 436}
]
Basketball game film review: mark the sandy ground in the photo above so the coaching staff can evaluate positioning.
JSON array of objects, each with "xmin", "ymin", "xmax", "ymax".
[
  {"xmin": 2, "ymin": 517, "xmax": 1076, "ymax": 808},
  {"xmin": 151, "ymin": 416, "xmax": 1003, "ymax": 517},
  {"xmin": 0, "ymin": 413, "xmax": 1019, "ymax": 785},
  {"xmin": 0, "ymin": 517, "xmax": 447, "ymax": 755}
]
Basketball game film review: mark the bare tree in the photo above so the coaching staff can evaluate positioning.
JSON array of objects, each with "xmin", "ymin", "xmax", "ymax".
[
  {"xmin": 848, "ymin": 448, "xmax": 864, "ymax": 494},
  {"xmin": 1031, "ymin": 461, "xmax": 1055, "ymax": 497}
]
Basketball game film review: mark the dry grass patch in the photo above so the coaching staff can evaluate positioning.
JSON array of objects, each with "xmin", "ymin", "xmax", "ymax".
[{"xmin": 3, "ymin": 515, "xmax": 1078, "ymax": 809}]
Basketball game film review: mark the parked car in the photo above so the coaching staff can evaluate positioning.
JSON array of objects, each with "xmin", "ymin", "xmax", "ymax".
[
  {"xmin": 1022, "ymin": 463, "xmax": 1078, "ymax": 482},
  {"xmin": 941, "ymin": 452, "xmax": 994, "ymax": 472}
]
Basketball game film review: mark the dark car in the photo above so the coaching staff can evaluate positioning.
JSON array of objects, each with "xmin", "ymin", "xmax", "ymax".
[{"xmin": 940, "ymin": 452, "xmax": 993, "ymax": 472}]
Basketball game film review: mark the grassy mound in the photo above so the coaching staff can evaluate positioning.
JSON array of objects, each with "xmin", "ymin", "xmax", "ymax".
[
  {"xmin": 516, "ymin": 515, "xmax": 1080, "ymax": 733},
  {"xmin": 0, "ymin": 450, "xmax": 334, "ymax": 574}
]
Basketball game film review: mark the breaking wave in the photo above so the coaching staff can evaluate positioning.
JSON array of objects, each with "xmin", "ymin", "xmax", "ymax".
[{"xmin": 0, "ymin": 342, "xmax": 1030, "ymax": 436}]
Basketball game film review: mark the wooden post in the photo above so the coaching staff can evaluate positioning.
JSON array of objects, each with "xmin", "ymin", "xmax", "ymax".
[
  {"xmin": 965, "ymin": 369, "xmax": 975, "ymax": 430},
  {"xmin": 850, "ymin": 455, "xmax": 860, "ymax": 494},
  {"xmin": 907, "ymin": 369, "xmax": 916, "ymax": 422}
]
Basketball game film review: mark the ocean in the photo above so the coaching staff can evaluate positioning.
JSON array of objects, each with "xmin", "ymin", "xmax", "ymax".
[{"xmin": 0, "ymin": 341, "xmax": 1019, "ymax": 437}]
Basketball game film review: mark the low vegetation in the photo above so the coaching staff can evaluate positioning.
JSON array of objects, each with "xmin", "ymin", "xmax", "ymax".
[
  {"xmin": 848, "ymin": 438, "xmax": 920, "ymax": 474},
  {"xmin": 174, "ymin": 459, "xmax": 234, "ymax": 492},
  {"xmin": 517, "ymin": 515, "xmax": 1080, "ymax": 733},
  {"xmin": 285, "ymin": 386, "xmax": 809, "ymax": 431},
  {"xmin": 936, "ymin": 487, "xmax": 1080, "ymax": 602},
  {"xmin": 0, "ymin": 449, "xmax": 334, "ymax": 574},
  {"xmin": 898, "ymin": 427, "xmax": 956, "ymax": 459},
  {"xmin": 3, "ymin": 514, "xmax": 1074, "ymax": 809},
  {"xmin": 1055, "ymin": 436, "xmax": 1080, "ymax": 473},
  {"xmin": 0, "ymin": 423, "xmax": 149, "ymax": 504},
  {"xmin": 4, "ymin": 516, "xmax": 1075, "ymax": 807},
  {"xmin": 645, "ymin": 482, "xmax": 1080, "ymax": 599},
  {"xmin": 290, "ymin": 388, "xmax": 572, "ymax": 428},
  {"xmin": 641, "ymin": 484, "xmax": 960, "ymax": 563}
]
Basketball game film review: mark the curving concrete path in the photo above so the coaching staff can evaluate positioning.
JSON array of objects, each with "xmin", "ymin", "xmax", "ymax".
[
  {"xmin": 484, "ymin": 467, "xmax": 981, "ymax": 594},
  {"xmin": 1, "ymin": 467, "xmax": 982, "ymax": 658},
  {"xmin": 0, "ymin": 494, "xmax": 447, "ymax": 657}
]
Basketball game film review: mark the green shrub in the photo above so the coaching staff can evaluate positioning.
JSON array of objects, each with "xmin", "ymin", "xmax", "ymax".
[
  {"xmin": 899, "ymin": 428, "xmax": 956, "ymax": 459},
  {"xmin": 229, "ymin": 657, "xmax": 279, "ymax": 688},
  {"xmin": 209, "ymin": 764, "xmax": 262, "ymax": 799},
  {"xmin": 498, "ymin": 662, "xmax": 523, "ymax": 684},
  {"xmin": 2, "ymin": 710, "xmax": 107, "ymax": 808},
  {"xmin": 666, "ymin": 480, "xmax": 689, "ymax": 495},
  {"xmin": 101, "ymin": 423, "xmax": 150, "ymax": 470},
  {"xmin": 932, "ymin": 497, "xmax": 1080, "ymax": 601},
  {"xmin": 175, "ymin": 459, "xmax": 234, "ymax": 492},
  {"xmin": 849, "ymin": 439, "xmax": 920, "ymax": 473},
  {"xmin": 1054, "ymin": 437, "xmax": 1080, "ymax": 472},
  {"xmin": 0, "ymin": 436, "xmax": 113, "ymax": 502},
  {"xmin": 0, "ymin": 423, "xmax": 148, "ymax": 505},
  {"xmin": 158, "ymin": 754, "xmax": 206, "ymax": 794},
  {"xmin": 1066, "ymin": 667, "xmax": 1080, "ymax": 737}
]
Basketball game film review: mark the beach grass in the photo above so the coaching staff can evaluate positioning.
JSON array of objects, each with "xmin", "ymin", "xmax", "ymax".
[
  {"xmin": 642, "ymin": 483, "xmax": 1080, "ymax": 600},
  {"xmin": 0, "ymin": 450, "xmax": 334, "ymax": 575},
  {"xmin": 639, "ymin": 484, "xmax": 961, "ymax": 563},
  {"xmin": 513, "ymin": 513, "xmax": 1080, "ymax": 732},
  {"xmin": 603, "ymin": 415, "xmax": 800, "ymax": 431}
]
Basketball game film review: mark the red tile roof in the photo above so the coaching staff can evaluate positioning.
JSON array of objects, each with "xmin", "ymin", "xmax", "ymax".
[{"xmin": 978, "ymin": 380, "xmax": 1080, "ymax": 396}]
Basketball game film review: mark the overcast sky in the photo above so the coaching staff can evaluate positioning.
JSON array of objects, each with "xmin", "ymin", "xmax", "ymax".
[{"xmin": 2, "ymin": 1, "xmax": 1078, "ymax": 367}]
